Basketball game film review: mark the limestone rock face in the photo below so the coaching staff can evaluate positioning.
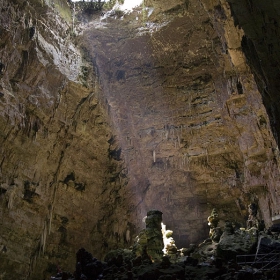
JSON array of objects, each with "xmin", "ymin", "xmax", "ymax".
[
  {"xmin": 0, "ymin": 0, "xmax": 137, "ymax": 279},
  {"xmin": 81, "ymin": 0, "xmax": 280, "ymax": 245},
  {"xmin": 0, "ymin": 0, "xmax": 280, "ymax": 279},
  {"xmin": 225, "ymin": 0, "xmax": 280, "ymax": 144}
]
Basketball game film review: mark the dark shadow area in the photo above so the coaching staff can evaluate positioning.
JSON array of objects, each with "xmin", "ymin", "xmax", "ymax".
[{"xmin": 228, "ymin": 0, "xmax": 280, "ymax": 144}]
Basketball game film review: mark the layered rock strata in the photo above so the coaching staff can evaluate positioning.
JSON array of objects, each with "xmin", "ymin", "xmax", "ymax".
[
  {"xmin": 0, "ymin": 0, "xmax": 137, "ymax": 279},
  {"xmin": 224, "ymin": 0, "xmax": 280, "ymax": 144},
  {"xmin": 0, "ymin": 0, "xmax": 280, "ymax": 279},
  {"xmin": 81, "ymin": 0, "xmax": 280, "ymax": 246}
]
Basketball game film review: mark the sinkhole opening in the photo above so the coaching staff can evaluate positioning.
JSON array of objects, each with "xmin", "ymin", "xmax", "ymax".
[{"xmin": 70, "ymin": 0, "xmax": 143, "ymax": 11}]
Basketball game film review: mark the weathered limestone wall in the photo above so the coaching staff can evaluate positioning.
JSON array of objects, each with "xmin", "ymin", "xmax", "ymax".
[
  {"xmin": 81, "ymin": 0, "xmax": 280, "ymax": 246},
  {"xmin": 201, "ymin": 0, "xmax": 280, "ymax": 231},
  {"xmin": 0, "ymin": 1, "xmax": 137, "ymax": 279},
  {"xmin": 0, "ymin": 0, "xmax": 280, "ymax": 279},
  {"xmin": 224, "ymin": 0, "xmax": 280, "ymax": 145}
]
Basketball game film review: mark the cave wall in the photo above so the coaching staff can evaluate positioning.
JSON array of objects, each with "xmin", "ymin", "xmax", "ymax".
[
  {"xmin": 0, "ymin": 1, "xmax": 137, "ymax": 279},
  {"xmin": 0, "ymin": 0, "xmax": 280, "ymax": 279},
  {"xmin": 225, "ymin": 0, "xmax": 280, "ymax": 145},
  {"xmin": 81, "ymin": 0, "xmax": 280, "ymax": 246}
]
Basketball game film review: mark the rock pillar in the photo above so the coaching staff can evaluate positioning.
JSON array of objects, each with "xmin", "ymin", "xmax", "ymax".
[{"xmin": 145, "ymin": 210, "xmax": 164, "ymax": 262}]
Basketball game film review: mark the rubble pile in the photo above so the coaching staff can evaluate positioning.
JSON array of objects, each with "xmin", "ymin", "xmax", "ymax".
[{"xmin": 51, "ymin": 208, "xmax": 280, "ymax": 280}]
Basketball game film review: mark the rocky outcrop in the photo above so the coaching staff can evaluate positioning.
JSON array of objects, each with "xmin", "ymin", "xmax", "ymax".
[
  {"xmin": 133, "ymin": 210, "xmax": 164, "ymax": 262},
  {"xmin": 1, "ymin": 0, "xmax": 280, "ymax": 279},
  {"xmin": 216, "ymin": 227, "xmax": 258, "ymax": 261}
]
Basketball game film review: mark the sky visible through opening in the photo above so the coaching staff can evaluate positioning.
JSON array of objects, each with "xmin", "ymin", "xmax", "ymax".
[{"xmin": 71, "ymin": 0, "xmax": 143, "ymax": 11}]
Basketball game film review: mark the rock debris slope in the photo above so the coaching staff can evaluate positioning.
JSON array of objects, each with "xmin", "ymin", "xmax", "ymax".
[{"xmin": 0, "ymin": 0, "xmax": 280, "ymax": 279}]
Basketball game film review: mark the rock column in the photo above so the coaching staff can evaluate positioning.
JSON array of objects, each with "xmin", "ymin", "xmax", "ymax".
[{"xmin": 145, "ymin": 210, "xmax": 164, "ymax": 262}]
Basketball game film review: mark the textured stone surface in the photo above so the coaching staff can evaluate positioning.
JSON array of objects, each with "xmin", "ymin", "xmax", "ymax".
[
  {"xmin": 0, "ymin": 0, "xmax": 280, "ymax": 279},
  {"xmin": 216, "ymin": 227, "xmax": 258, "ymax": 260},
  {"xmin": 225, "ymin": 0, "xmax": 280, "ymax": 144},
  {"xmin": 81, "ymin": 0, "xmax": 280, "ymax": 245},
  {"xmin": 0, "ymin": 1, "xmax": 136, "ymax": 279}
]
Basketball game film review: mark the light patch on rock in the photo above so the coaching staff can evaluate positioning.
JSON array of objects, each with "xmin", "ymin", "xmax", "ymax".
[
  {"xmin": 136, "ymin": 21, "xmax": 170, "ymax": 35},
  {"xmin": 36, "ymin": 32, "xmax": 82, "ymax": 81},
  {"xmin": 35, "ymin": 46, "xmax": 49, "ymax": 67}
]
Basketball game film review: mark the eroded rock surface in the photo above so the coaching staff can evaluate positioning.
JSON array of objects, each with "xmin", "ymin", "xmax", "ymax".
[
  {"xmin": 81, "ymin": 0, "xmax": 280, "ymax": 245},
  {"xmin": 0, "ymin": 0, "xmax": 137, "ymax": 279},
  {"xmin": 0, "ymin": 0, "xmax": 280, "ymax": 279}
]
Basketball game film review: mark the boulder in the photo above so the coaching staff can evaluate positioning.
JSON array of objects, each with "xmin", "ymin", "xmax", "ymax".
[{"xmin": 216, "ymin": 228, "xmax": 258, "ymax": 260}]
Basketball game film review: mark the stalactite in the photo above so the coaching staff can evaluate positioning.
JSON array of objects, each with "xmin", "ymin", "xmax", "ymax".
[
  {"xmin": 125, "ymin": 227, "xmax": 130, "ymax": 243},
  {"xmin": 39, "ymin": 221, "xmax": 47, "ymax": 256},
  {"xmin": 48, "ymin": 205, "xmax": 53, "ymax": 235},
  {"xmin": 7, "ymin": 186, "xmax": 16, "ymax": 210},
  {"xmin": 153, "ymin": 150, "xmax": 156, "ymax": 162},
  {"xmin": 186, "ymin": 155, "xmax": 190, "ymax": 171},
  {"xmin": 43, "ymin": 221, "xmax": 47, "ymax": 254}
]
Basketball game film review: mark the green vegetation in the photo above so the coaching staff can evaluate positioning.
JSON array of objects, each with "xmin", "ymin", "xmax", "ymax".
[{"xmin": 53, "ymin": 0, "xmax": 72, "ymax": 23}]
